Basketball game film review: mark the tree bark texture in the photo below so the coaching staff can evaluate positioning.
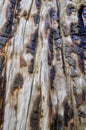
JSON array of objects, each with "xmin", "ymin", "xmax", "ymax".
[{"xmin": 0, "ymin": 0, "xmax": 86, "ymax": 130}]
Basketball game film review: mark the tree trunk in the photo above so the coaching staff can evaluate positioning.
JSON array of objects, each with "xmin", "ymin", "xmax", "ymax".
[{"xmin": 0, "ymin": 0, "xmax": 86, "ymax": 130}]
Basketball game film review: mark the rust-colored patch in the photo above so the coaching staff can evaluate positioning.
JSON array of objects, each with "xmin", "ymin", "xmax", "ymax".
[
  {"xmin": 20, "ymin": 55, "xmax": 27, "ymax": 67},
  {"xmin": 28, "ymin": 59, "xmax": 34, "ymax": 73},
  {"xmin": 21, "ymin": 11, "xmax": 28, "ymax": 19},
  {"xmin": 75, "ymin": 93, "xmax": 83, "ymax": 107},
  {"xmin": 82, "ymin": 88, "xmax": 86, "ymax": 101},
  {"xmin": 73, "ymin": 87, "xmax": 84, "ymax": 107}
]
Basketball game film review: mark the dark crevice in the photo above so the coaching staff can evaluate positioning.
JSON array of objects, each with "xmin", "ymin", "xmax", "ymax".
[
  {"xmin": 48, "ymin": 29, "xmax": 54, "ymax": 65},
  {"xmin": 50, "ymin": 114, "xmax": 57, "ymax": 130},
  {"xmin": 28, "ymin": 59, "xmax": 34, "ymax": 73},
  {"xmin": 50, "ymin": 65, "xmax": 56, "ymax": 89},
  {"xmin": 26, "ymin": 30, "xmax": 38, "ymax": 56},
  {"xmin": 77, "ymin": 5, "xmax": 86, "ymax": 73},
  {"xmin": 64, "ymin": 101, "xmax": 74, "ymax": 127},
  {"xmin": 1, "ymin": 69, "xmax": 6, "ymax": 125},
  {"xmin": 12, "ymin": 73, "xmax": 24, "ymax": 92},
  {"xmin": 30, "ymin": 95, "xmax": 41, "ymax": 130},
  {"xmin": 0, "ymin": 55, "xmax": 5, "ymax": 126}
]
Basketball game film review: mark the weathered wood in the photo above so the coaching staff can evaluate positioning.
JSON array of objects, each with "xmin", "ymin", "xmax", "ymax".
[{"xmin": 0, "ymin": 0, "xmax": 86, "ymax": 130}]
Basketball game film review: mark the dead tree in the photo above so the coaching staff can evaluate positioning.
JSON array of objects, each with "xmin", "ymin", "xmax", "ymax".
[{"xmin": 0, "ymin": 0, "xmax": 86, "ymax": 130}]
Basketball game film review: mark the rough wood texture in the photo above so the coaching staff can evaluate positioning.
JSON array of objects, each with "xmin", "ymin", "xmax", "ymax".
[{"xmin": 0, "ymin": 0, "xmax": 86, "ymax": 130}]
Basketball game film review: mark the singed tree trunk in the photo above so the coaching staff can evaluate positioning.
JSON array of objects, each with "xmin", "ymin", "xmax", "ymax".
[{"xmin": 0, "ymin": 0, "xmax": 86, "ymax": 130}]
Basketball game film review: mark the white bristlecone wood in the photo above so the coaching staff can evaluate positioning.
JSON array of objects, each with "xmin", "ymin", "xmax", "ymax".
[{"xmin": 0, "ymin": 0, "xmax": 86, "ymax": 130}]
